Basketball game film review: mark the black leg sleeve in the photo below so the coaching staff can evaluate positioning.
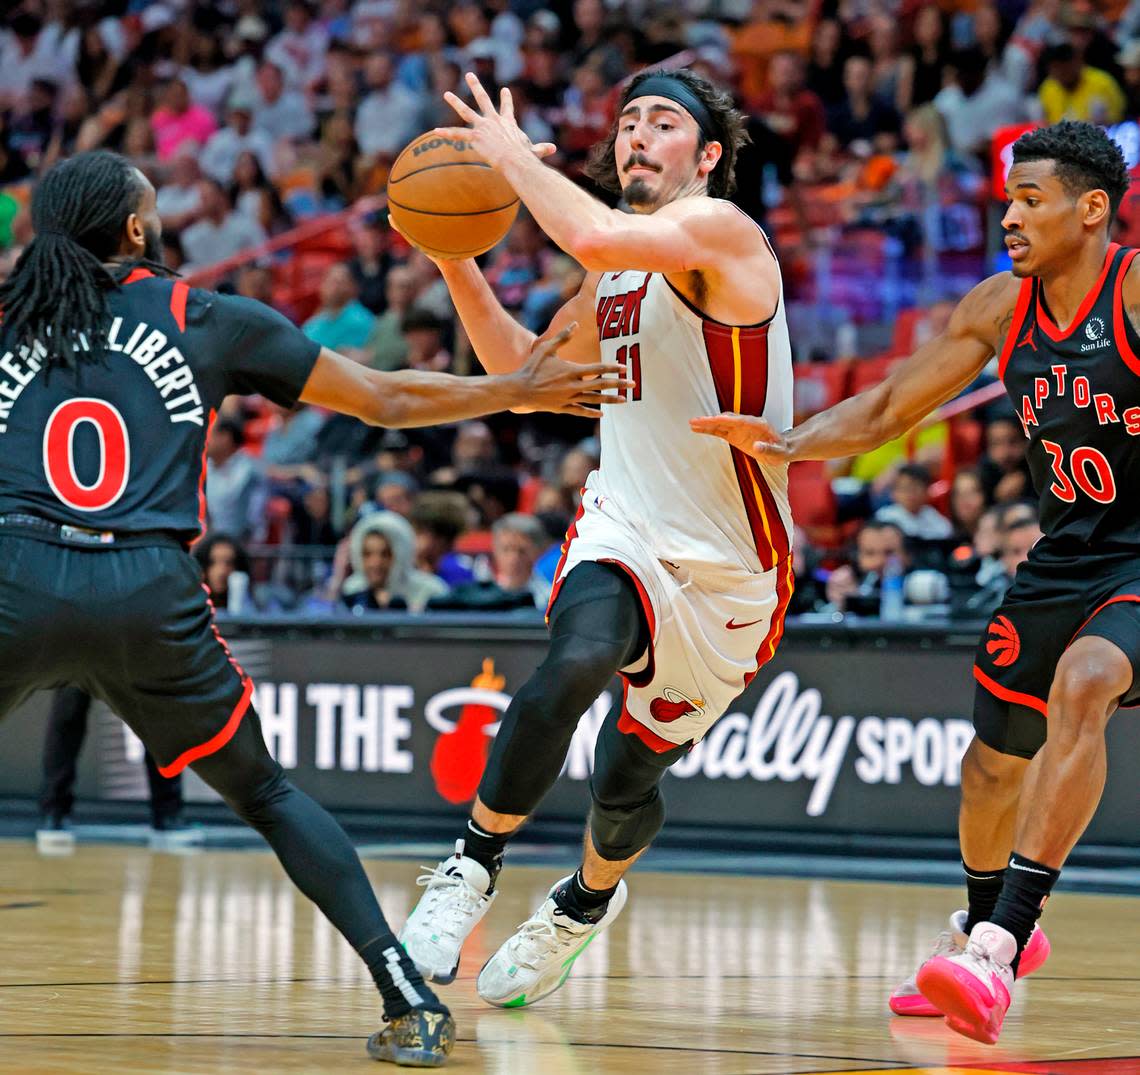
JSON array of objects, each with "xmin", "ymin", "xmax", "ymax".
[
  {"xmin": 477, "ymin": 561, "xmax": 649, "ymax": 816},
  {"xmin": 190, "ymin": 708, "xmax": 442, "ymax": 1018},
  {"xmin": 39, "ymin": 687, "xmax": 91, "ymax": 818}
]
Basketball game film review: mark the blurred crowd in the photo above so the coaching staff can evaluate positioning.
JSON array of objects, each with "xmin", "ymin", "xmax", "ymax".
[{"xmin": 3, "ymin": 0, "xmax": 1137, "ymax": 620}]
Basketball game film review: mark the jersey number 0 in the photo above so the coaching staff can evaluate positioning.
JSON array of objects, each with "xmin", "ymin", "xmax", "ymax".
[{"xmin": 42, "ymin": 398, "xmax": 130, "ymax": 512}]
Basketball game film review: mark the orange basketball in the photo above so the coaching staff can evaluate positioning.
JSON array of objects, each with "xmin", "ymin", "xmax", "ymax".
[{"xmin": 386, "ymin": 133, "xmax": 519, "ymax": 259}]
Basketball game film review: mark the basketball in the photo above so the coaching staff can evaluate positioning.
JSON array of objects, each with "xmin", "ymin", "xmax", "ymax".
[{"xmin": 386, "ymin": 133, "xmax": 519, "ymax": 259}]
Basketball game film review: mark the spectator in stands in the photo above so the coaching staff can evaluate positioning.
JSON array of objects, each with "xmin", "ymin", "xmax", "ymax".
[
  {"xmin": 252, "ymin": 60, "xmax": 315, "ymax": 141},
  {"xmin": 356, "ymin": 265, "xmax": 416, "ymax": 371},
  {"xmin": 260, "ymin": 401, "xmax": 327, "ymax": 477},
  {"xmin": 291, "ymin": 479, "xmax": 341, "ymax": 547},
  {"xmin": 805, "ymin": 19, "xmax": 846, "ymax": 108},
  {"xmin": 825, "ymin": 519, "xmax": 910, "ymax": 614},
  {"xmin": 205, "ymin": 419, "xmax": 268, "ymax": 543},
  {"xmin": 194, "ymin": 532, "xmax": 253, "ymax": 612},
  {"xmin": 979, "ymin": 415, "xmax": 1032, "ymax": 503},
  {"xmin": 151, "ymin": 77, "xmax": 217, "ymax": 162},
  {"xmin": 867, "ymin": 14, "xmax": 909, "ymax": 115},
  {"xmin": 949, "ymin": 468, "xmax": 990, "ymax": 542},
  {"xmin": 315, "ymin": 109, "xmax": 362, "ymax": 208},
  {"xmin": 180, "ymin": 178, "xmax": 267, "ymax": 271},
  {"xmin": 411, "ymin": 491, "xmax": 478, "ymax": 586},
  {"xmin": 231, "ymin": 150, "xmax": 293, "ymax": 235},
  {"xmin": 348, "ymin": 215, "xmax": 393, "ymax": 314},
  {"xmin": 341, "ymin": 511, "xmax": 448, "ymax": 613},
  {"xmin": 827, "ymin": 54, "xmax": 901, "ymax": 155},
  {"xmin": 875, "ymin": 463, "xmax": 954, "ymax": 540},
  {"xmin": 961, "ymin": 513, "xmax": 1043, "ymax": 617},
  {"xmin": 303, "ymin": 263, "xmax": 376, "ymax": 351},
  {"xmin": 200, "ymin": 96, "xmax": 275, "ymax": 184},
  {"xmin": 1038, "ymin": 42, "xmax": 1126, "ymax": 125},
  {"xmin": 267, "ymin": 1, "xmax": 330, "ymax": 91},
  {"xmin": 371, "ymin": 471, "xmax": 419, "ymax": 518},
  {"xmin": 899, "ymin": 5, "xmax": 949, "ymax": 112},
  {"xmin": 0, "ymin": 12, "xmax": 76, "ymax": 112},
  {"xmin": 401, "ymin": 308, "xmax": 452, "ymax": 373},
  {"xmin": 397, "ymin": 12, "xmax": 457, "ymax": 94},
  {"xmin": 752, "ymin": 52, "xmax": 827, "ymax": 176},
  {"xmin": 1117, "ymin": 39, "xmax": 1140, "ymax": 116},
  {"xmin": 75, "ymin": 20, "xmax": 128, "ymax": 107},
  {"xmin": 181, "ymin": 22, "xmax": 236, "ymax": 117},
  {"xmin": 6, "ymin": 77, "xmax": 58, "ymax": 174},
  {"xmin": 156, "ymin": 151, "xmax": 203, "ymax": 232},
  {"xmin": 934, "ymin": 47, "xmax": 1029, "ymax": 158},
  {"xmin": 355, "ymin": 52, "xmax": 423, "ymax": 159},
  {"xmin": 236, "ymin": 263, "xmax": 299, "ymax": 321}
]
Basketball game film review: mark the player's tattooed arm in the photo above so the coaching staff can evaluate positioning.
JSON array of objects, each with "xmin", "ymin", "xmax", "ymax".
[
  {"xmin": 993, "ymin": 305, "xmax": 1015, "ymax": 358},
  {"xmin": 692, "ymin": 273, "xmax": 1014, "ymax": 463}
]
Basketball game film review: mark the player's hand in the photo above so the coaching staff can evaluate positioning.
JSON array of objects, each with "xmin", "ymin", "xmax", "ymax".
[
  {"xmin": 689, "ymin": 412, "xmax": 794, "ymax": 463},
  {"xmin": 513, "ymin": 322, "xmax": 633, "ymax": 418},
  {"xmin": 435, "ymin": 73, "xmax": 557, "ymax": 170}
]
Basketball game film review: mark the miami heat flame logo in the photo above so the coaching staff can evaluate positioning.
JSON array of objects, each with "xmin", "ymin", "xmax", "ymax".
[
  {"xmin": 986, "ymin": 614, "xmax": 1021, "ymax": 667},
  {"xmin": 428, "ymin": 659, "xmax": 507, "ymax": 803},
  {"xmin": 649, "ymin": 687, "xmax": 705, "ymax": 723}
]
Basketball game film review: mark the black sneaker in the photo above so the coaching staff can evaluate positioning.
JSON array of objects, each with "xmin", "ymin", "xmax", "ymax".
[
  {"xmin": 366, "ymin": 1007, "xmax": 455, "ymax": 1067},
  {"xmin": 149, "ymin": 814, "xmax": 205, "ymax": 848}
]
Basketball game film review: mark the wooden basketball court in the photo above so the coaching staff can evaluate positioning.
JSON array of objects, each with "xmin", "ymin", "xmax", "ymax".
[{"xmin": 1, "ymin": 839, "xmax": 1137, "ymax": 1073}]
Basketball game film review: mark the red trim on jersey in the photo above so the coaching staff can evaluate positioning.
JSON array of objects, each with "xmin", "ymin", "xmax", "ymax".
[
  {"xmin": 1111, "ymin": 248, "xmax": 1140, "ymax": 377},
  {"xmin": 599, "ymin": 557, "xmax": 656, "ymax": 688},
  {"xmin": 744, "ymin": 557, "xmax": 796, "ymax": 687},
  {"xmin": 159, "ymin": 584, "xmax": 254, "ymax": 776},
  {"xmin": 159, "ymin": 677, "xmax": 253, "ymax": 777},
  {"xmin": 545, "ymin": 493, "xmax": 586, "ymax": 622},
  {"xmin": 973, "ymin": 664, "xmax": 1048, "ymax": 716},
  {"xmin": 196, "ymin": 408, "xmax": 218, "ymax": 540},
  {"xmin": 122, "ymin": 268, "xmax": 154, "ymax": 285},
  {"xmin": 170, "ymin": 280, "xmax": 189, "ymax": 332},
  {"xmin": 702, "ymin": 321, "xmax": 788, "ymax": 570},
  {"xmin": 1035, "ymin": 242, "xmax": 1118, "ymax": 342},
  {"xmin": 1069, "ymin": 593, "xmax": 1140, "ymax": 645},
  {"xmin": 617, "ymin": 681, "xmax": 682, "ymax": 754},
  {"xmin": 998, "ymin": 277, "xmax": 1035, "ymax": 380}
]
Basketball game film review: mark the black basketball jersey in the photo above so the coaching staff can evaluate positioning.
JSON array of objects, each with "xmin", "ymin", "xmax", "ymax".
[
  {"xmin": 999, "ymin": 242, "xmax": 1140, "ymax": 549},
  {"xmin": 0, "ymin": 268, "xmax": 319, "ymax": 543}
]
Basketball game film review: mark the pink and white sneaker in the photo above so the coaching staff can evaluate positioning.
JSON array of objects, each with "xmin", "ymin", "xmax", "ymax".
[
  {"xmin": 915, "ymin": 921, "xmax": 1017, "ymax": 1044},
  {"xmin": 889, "ymin": 913, "xmax": 1050, "ymax": 1017}
]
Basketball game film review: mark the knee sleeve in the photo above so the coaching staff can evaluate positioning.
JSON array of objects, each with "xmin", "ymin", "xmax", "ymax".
[
  {"xmin": 587, "ymin": 701, "xmax": 685, "ymax": 861},
  {"xmin": 477, "ymin": 563, "xmax": 649, "ymax": 815}
]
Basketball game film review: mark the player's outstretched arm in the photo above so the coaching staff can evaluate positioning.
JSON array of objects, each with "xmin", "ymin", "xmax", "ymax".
[
  {"xmin": 434, "ymin": 74, "xmax": 763, "ymax": 279},
  {"xmin": 299, "ymin": 323, "xmax": 631, "ymax": 427},
  {"xmin": 691, "ymin": 273, "xmax": 1019, "ymax": 463}
]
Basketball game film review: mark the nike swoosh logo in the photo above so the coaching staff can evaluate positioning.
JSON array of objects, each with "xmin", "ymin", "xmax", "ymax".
[
  {"xmin": 726, "ymin": 618, "xmax": 763, "ymax": 630},
  {"xmin": 1009, "ymin": 860, "xmax": 1051, "ymax": 875}
]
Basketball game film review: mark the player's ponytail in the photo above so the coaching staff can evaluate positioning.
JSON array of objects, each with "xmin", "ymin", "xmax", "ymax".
[{"xmin": 0, "ymin": 150, "xmax": 169, "ymax": 370}]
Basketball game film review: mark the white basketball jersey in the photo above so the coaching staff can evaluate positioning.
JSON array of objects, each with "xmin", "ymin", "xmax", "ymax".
[{"xmin": 590, "ymin": 231, "xmax": 793, "ymax": 577}]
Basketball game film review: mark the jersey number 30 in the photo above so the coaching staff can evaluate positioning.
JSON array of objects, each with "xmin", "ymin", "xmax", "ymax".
[
  {"xmin": 1042, "ymin": 439, "xmax": 1116, "ymax": 504},
  {"xmin": 42, "ymin": 398, "xmax": 130, "ymax": 512}
]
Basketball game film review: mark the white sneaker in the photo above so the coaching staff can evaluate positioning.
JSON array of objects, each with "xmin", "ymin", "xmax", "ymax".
[
  {"xmin": 889, "ymin": 909, "xmax": 968, "ymax": 1016},
  {"xmin": 399, "ymin": 840, "xmax": 496, "ymax": 985},
  {"xmin": 476, "ymin": 875, "xmax": 627, "ymax": 1008}
]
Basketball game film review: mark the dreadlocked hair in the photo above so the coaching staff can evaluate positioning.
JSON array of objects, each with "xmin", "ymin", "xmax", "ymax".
[
  {"xmin": 1012, "ymin": 121, "xmax": 1130, "ymax": 224},
  {"xmin": 585, "ymin": 67, "xmax": 750, "ymax": 199},
  {"xmin": 0, "ymin": 150, "xmax": 170, "ymax": 369}
]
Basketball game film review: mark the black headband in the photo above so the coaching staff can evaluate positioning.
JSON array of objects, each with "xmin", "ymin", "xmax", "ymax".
[{"xmin": 621, "ymin": 75, "xmax": 718, "ymax": 142}]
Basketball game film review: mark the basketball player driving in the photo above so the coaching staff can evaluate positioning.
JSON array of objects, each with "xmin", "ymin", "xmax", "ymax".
[
  {"xmin": 398, "ymin": 68, "xmax": 798, "ymax": 1010},
  {"xmin": 694, "ymin": 121, "xmax": 1140, "ymax": 1045}
]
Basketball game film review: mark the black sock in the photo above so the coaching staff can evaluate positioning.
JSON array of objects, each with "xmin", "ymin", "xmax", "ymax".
[
  {"xmin": 963, "ymin": 862, "xmax": 1007, "ymax": 932},
  {"xmin": 461, "ymin": 818, "xmax": 510, "ymax": 891},
  {"xmin": 554, "ymin": 869, "xmax": 618, "ymax": 924},
  {"xmin": 990, "ymin": 852, "xmax": 1059, "ymax": 973},
  {"xmin": 360, "ymin": 934, "xmax": 446, "ymax": 1020}
]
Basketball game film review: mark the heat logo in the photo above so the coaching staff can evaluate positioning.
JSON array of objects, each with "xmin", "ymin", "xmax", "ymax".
[
  {"xmin": 648, "ymin": 687, "xmax": 705, "ymax": 723},
  {"xmin": 427, "ymin": 659, "xmax": 509, "ymax": 804},
  {"xmin": 986, "ymin": 614, "xmax": 1021, "ymax": 667}
]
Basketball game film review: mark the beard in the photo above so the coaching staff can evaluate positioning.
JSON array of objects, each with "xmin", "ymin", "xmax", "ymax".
[
  {"xmin": 142, "ymin": 222, "xmax": 164, "ymax": 264},
  {"xmin": 623, "ymin": 177, "xmax": 659, "ymax": 208}
]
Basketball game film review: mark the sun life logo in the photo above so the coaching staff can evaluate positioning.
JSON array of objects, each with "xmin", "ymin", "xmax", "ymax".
[{"xmin": 1085, "ymin": 316, "xmax": 1105, "ymax": 342}]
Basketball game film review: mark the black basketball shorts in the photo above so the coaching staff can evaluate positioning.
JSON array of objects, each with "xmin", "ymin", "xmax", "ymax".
[
  {"xmin": 972, "ymin": 541, "xmax": 1140, "ymax": 759},
  {"xmin": 0, "ymin": 533, "xmax": 252, "ymax": 775}
]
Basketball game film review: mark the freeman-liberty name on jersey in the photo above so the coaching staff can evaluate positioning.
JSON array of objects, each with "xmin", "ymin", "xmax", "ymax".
[{"xmin": 0, "ymin": 269, "xmax": 319, "ymax": 541}]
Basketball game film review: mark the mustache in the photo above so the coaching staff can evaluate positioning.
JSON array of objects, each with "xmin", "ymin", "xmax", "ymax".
[
  {"xmin": 623, "ymin": 154, "xmax": 661, "ymax": 173},
  {"xmin": 1005, "ymin": 231, "xmax": 1029, "ymax": 243}
]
